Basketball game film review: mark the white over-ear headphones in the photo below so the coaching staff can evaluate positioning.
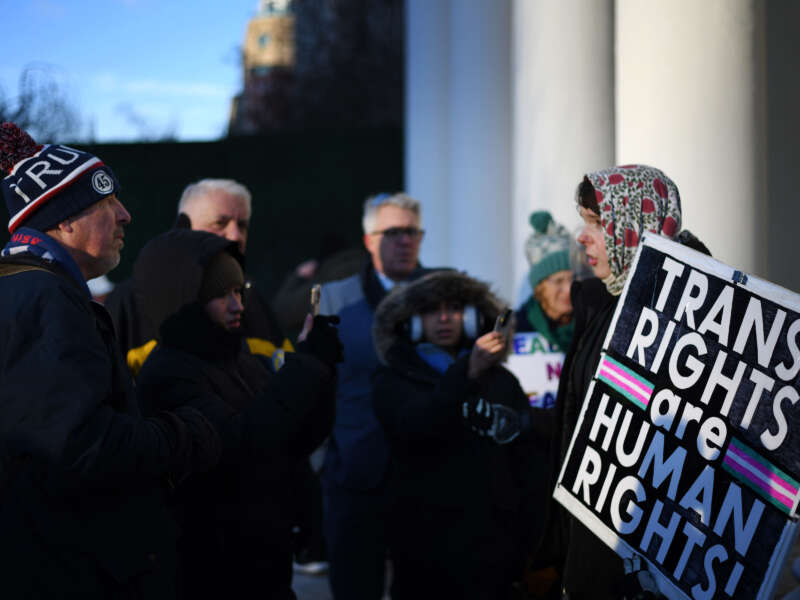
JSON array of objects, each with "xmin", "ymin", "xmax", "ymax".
[
  {"xmin": 462, "ymin": 304, "xmax": 479, "ymax": 339},
  {"xmin": 408, "ymin": 304, "xmax": 480, "ymax": 343},
  {"xmin": 409, "ymin": 313, "xmax": 423, "ymax": 342}
]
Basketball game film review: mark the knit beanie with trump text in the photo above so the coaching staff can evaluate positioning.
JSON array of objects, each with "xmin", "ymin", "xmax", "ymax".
[{"xmin": 0, "ymin": 122, "xmax": 120, "ymax": 233}]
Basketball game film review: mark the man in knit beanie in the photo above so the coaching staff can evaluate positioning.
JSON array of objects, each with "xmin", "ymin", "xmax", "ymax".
[
  {"xmin": 0, "ymin": 122, "xmax": 128, "ymax": 282},
  {"xmin": 0, "ymin": 122, "xmax": 222, "ymax": 598}
]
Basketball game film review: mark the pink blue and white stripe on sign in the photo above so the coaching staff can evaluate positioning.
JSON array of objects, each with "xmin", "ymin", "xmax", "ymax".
[
  {"xmin": 597, "ymin": 355, "xmax": 654, "ymax": 411},
  {"xmin": 723, "ymin": 437, "xmax": 800, "ymax": 516}
]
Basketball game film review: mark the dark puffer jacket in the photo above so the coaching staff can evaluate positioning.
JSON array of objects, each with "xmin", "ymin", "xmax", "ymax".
[
  {"xmin": 371, "ymin": 271, "xmax": 539, "ymax": 600},
  {"xmin": 536, "ymin": 276, "xmax": 619, "ymax": 599},
  {"xmin": 0, "ymin": 253, "xmax": 198, "ymax": 599},
  {"xmin": 134, "ymin": 230, "xmax": 336, "ymax": 599}
]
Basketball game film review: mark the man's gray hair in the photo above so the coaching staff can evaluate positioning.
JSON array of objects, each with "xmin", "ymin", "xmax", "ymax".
[
  {"xmin": 177, "ymin": 179, "xmax": 252, "ymax": 214},
  {"xmin": 362, "ymin": 192, "xmax": 421, "ymax": 234}
]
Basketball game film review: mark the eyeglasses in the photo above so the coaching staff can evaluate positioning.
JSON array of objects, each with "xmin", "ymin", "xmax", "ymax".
[{"xmin": 370, "ymin": 226, "xmax": 425, "ymax": 240}]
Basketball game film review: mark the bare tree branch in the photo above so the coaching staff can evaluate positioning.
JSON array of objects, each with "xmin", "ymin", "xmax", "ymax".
[{"xmin": 0, "ymin": 64, "xmax": 82, "ymax": 143}]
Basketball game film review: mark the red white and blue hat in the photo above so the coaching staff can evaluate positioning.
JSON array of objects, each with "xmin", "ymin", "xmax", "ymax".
[{"xmin": 1, "ymin": 122, "xmax": 120, "ymax": 233}]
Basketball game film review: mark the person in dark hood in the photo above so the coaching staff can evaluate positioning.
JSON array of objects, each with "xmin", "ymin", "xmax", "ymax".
[
  {"xmin": 540, "ymin": 164, "xmax": 708, "ymax": 600},
  {"xmin": 371, "ymin": 270, "xmax": 540, "ymax": 600},
  {"xmin": 134, "ymin": 229, "xmax": 341, "ymax": 599},
  {"xmin": 0, "ymin": 123, "xmax": 220, "ymax": 598},
  {"xmin": 105, "ymin": 178, "xmax": 292, "ymax": 377}
]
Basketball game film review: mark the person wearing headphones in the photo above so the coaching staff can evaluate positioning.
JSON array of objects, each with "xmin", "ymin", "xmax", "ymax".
[{"xmin": 371, "ymin": 270, "xmax": 538, "ymax": 599}]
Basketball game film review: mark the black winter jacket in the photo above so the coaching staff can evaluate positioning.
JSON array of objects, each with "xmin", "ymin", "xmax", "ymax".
[
  {"xmin": 374, "ymin": 346, "xmax": 538, "ymax": 599},
  {"xmin": 537, "ymin": 276, "xmax": 620, "ymax": 599},
  {"xmin": 374, "ymin": 345, "xmax": 536, "ymax": 513},
  {"xmin": 0, "ymin": 255, "xmax": 192, "ymax": 599},
  {"xmin": 133, "ymin": 230, "xmax": 336, "ymax": 599}
]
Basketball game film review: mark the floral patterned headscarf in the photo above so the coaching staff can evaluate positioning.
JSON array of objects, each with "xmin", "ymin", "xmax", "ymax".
[{"xmin": 583, "ymin": 164, "xmax": 682, "ymax": 295}]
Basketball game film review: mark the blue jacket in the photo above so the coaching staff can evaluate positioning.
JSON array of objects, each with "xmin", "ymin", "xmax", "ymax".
[{"xmin": 319, "ymin": 261, "xmax": 433, "ymax": 490}]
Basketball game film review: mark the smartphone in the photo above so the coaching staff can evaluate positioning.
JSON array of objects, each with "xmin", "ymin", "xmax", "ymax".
[
  {"xmin": 493, "ymin": 308, "xmax": 512, "ymax": 334},
  {"xmin": 310, "ymin": 283, "xmax": 321, "ymax": 316}
]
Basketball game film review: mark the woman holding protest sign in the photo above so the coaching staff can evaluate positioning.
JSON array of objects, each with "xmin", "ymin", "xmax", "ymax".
[{"xmin": 538, "ymin": 165, "xmax": 709, "ymax": 600}]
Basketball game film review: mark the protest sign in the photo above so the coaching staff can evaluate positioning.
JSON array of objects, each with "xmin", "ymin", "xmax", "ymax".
[
  {"xmin": 505, "ymin": 332, "xmax": 564, "ymax": 409},
  {"xmin": 553, "ymin": 234, "xmax": 800, "ymax": 600}
]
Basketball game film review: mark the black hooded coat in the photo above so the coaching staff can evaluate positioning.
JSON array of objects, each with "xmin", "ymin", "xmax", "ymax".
[
  {"xmin": 371, "ymin": 271, "xmax": 541, "ymax": 600},
  {"xmin": 134, "ymin": 230, "xmax": 336, "ymax": 599}
]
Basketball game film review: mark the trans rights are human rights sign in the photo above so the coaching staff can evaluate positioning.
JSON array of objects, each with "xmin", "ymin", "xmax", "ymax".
[{"xmin": 553, "ymin": 235, "xmax": 800, "ymax": 600}]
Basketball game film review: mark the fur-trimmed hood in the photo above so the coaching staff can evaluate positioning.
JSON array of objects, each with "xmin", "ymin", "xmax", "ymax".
[{"xmin": 373, "ymin": 270, "xmax": 507, "ymax": 365}]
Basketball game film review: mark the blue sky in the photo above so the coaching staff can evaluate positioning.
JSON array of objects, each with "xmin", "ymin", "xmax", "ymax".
[{"xmin": 2, "ymin": 0, "xmax": 262, "ymax": 142}]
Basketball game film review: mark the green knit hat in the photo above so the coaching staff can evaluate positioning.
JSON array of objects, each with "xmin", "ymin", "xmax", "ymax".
[{"xmin": 526, "ymin": 211, "xmax": 571, "ymax": 289}]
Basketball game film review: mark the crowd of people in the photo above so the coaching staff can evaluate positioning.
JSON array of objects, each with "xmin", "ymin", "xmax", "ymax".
[{"xmin": 0, "ymin": 120, "xmax": 707, "ymax": 599}]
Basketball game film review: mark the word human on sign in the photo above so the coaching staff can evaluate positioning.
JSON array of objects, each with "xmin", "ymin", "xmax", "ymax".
[{"xmin": 554, "ymin": 235, "xmax": 800, "ymax": 600}]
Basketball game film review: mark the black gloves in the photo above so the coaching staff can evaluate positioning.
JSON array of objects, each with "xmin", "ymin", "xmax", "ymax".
[
  {"xmin": 462, "ymin": 396, "xmax": 494, "ymax": 437},
  {"xmin": 152, "ymin": 406, "xmax": 222, "ymax": 484},
  {"xmin": 462, "ymin": 397, "xmax": 522, "ymax": 444},
  {"xmin": 296, "ymin": 315, "xmax": 344, "ymax": 367}
]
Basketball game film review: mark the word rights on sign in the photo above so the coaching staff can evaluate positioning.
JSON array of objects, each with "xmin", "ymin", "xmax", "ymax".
[{"xmin": 554, "ymin": 234, "xmax": 800, "ymax": 600}]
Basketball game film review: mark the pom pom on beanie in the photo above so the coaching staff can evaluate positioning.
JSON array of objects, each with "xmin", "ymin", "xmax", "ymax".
[
  {"xmin": 1, "ymin": 122, "xmax": 120, "ymax": 233},
  {"xmin": 0, "ymin": 123, "xmax": 42, "ymax": 173}
]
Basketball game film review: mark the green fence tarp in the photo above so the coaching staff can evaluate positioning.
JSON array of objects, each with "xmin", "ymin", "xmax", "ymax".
[{"xmin": 1, "ymin": 129, "xmax": 402, "ymax": 299}]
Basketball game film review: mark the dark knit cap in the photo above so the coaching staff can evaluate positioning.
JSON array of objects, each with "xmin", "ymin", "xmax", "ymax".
[
  {"xmin": 199, "ymin": 251, "xmax": 245, "ymax": 304},
  {"xmin": 1, "ymin": 122, "xmax": 120, "ymax": 233}
]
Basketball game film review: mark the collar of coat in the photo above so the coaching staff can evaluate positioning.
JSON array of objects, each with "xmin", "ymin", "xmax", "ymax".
[
  {"xmin": 1, "ymin": 226, "xmax": 90, "ymax": 297},
  {"xmin": 359, "ymin": 259, "xmax": 435, "ymax": 310}
]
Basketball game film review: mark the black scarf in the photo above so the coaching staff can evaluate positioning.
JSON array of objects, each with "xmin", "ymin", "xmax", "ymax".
[{"xmin": 159, "ymin": 302, "xmax": 244, "ymax": 362}]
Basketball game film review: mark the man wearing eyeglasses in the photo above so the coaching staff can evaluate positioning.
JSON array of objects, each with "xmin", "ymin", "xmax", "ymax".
[{"xmin": 318, "ymin": 192, "xmax": 432, "ymax": 599}]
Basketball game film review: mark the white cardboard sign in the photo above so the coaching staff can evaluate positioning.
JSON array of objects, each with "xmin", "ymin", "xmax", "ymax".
[{"xmin": 505, "ymin": 332, "xmax": 565, "ymax": 409}]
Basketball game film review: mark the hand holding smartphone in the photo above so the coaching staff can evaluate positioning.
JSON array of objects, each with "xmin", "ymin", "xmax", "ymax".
[
  {"xmin": 310, "ymin": 283, "xmax": 321, "ymax": 316},
  {"xmin": 493, "ymin": 308, "xmax": 512, "ymax": 335}
]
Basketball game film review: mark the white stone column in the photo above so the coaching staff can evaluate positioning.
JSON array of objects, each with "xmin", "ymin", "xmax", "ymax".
[
  {"xmin": 764, "ymin": 0, "xmax": 800, "ymax": 293},
  {"xmin": 447, "ymin": 0, "xmax": 512, "ymax": 298},
  {"xmin": 510, "ymin": 0, "xmax": 615, "ymax": 302},
  {"xmin": 405, "ymin": 0, "xmax": 451, "ymax": 269},
  {"xmin": 405, "ymin": 0, "xmax": 513, "ymax": 300},
  {"xmin": 615, "ymin": 0, "xmax": 767, "ymax": 277}
]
